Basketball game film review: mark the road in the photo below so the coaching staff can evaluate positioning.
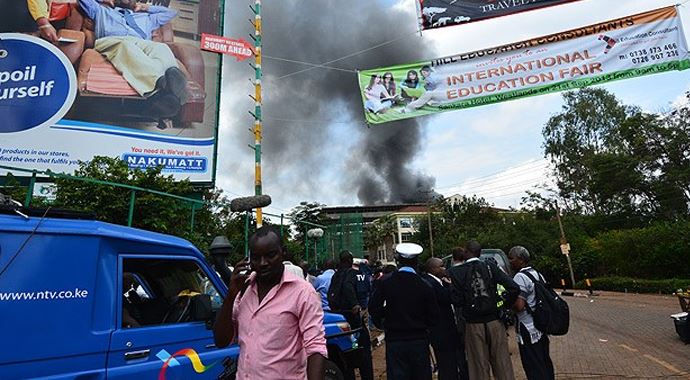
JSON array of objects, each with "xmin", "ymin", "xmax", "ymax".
[{"xmin": 367, "ymin": 291, "xmax": 690, "ymax": 379}]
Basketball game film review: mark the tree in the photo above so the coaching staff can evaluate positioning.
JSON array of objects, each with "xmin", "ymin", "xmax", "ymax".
[
  {"xmin": 364, "ymin": 214, "xmax": 397, "ymax": 260},
  {"xmin": 51, "ymin": 156, "xmax": 232, "ymax": 254},
  {"xmin": 287, "ymin": 201, "xmax": 329, "ymax": 260},
  {"xmin": 543, "ymin": 88, "xmax": 690, "ymax": 220}
]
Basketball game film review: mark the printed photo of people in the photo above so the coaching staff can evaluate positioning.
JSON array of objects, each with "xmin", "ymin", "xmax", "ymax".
[
  {"xmin": 360, "ymin": 65, "xmax": 438, "ymax": 118},
  {"xmin": 1, "ymin": 0, "xmax": 221, "ymax": 138}
]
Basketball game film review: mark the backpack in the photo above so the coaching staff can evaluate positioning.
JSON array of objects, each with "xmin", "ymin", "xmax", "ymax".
[
  {"xmin": 327, "ymin": 269, "xmax": 352, "ymax": 312},
  {"xmin": 522, "ymin": 271, "xmax": 570, "ymax": 336},
  {"xmin": 464, "ymin": 261, "xmax": 497, "ymax": 318}
]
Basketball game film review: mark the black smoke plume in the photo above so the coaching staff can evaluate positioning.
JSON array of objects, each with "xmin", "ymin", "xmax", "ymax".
[{"xmin": 221, "ymin": 0, "xmax": 439, "ymax": 205}]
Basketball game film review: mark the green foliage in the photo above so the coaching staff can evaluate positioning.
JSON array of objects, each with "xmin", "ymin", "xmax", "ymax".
[
  {"xmin": 364, "ymin": 214, "xmax": 397, "ymax": 253},
  {"xmin": 288, "ymin": 201, "xmax": 328, "ymax": 243},
  {"xmin": 577, "ymin": 277, "xmax": 690, "ymax": 294},
  {"xmin": 49, "ymin": 156, "xmax": 238, "ymax": 258},
  {"xmin": 543, "ymin": 88, "xmax": 690, "ymax": 219},
  {"xmin": 581, "ymin": 220, "xmax": 690, "ymax": 279}
]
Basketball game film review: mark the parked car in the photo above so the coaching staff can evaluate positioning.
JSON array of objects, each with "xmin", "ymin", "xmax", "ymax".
[
  {"xmin": 0, "ymin": 205, "xmax": 359, "ymax": 379},
  {"xmin": 442, "ymin": 248, "xmax": 512, "ymax": 275}
]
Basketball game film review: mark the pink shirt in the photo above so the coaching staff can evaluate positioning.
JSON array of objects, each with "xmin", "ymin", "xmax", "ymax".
[{"xmin": 232, "ymin": 270, "xmax": 327, "ymax": 379}]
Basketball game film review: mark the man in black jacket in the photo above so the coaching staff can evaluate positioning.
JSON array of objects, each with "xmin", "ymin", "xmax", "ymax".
[
  {"xmin": 370, "ymin": 243, "xmax": 439, "ymax": 380},
  {"xmin": 422, "ymin": 257, "xmax": 469, "ymax": 380},
  {"xmin": 448, "ymin": 241, "xmax": 519, "ymax": 380},
  {"xmin": 328, "ymin": 251, "xmax": 372, "ymax": 380}
]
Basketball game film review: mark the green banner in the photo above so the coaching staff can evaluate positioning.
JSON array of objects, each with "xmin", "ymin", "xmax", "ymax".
[{"xmin": 359, "ymin": 6, "xmax": 690, "ymax": 125}]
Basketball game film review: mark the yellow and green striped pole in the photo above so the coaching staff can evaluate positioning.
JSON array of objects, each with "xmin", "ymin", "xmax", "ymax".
[{"xmin": 252, "ymin": 0, "xmax": 263, "ymax": 227}]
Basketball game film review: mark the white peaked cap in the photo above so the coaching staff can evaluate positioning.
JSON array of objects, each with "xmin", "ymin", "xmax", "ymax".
[{"xmin": 395, "ymin": 243, "xmax": 423, "ymax": 259}]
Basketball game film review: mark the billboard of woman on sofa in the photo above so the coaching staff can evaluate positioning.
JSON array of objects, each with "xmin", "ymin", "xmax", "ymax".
[{"xmin": 0, "ymin": 0, "xmax": 222, "ymax": 184}]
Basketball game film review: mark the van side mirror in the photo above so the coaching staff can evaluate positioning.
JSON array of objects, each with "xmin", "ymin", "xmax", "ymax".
[{"xmin": 190, "ymin": 294, "xmax": 213, "ymax": 322}]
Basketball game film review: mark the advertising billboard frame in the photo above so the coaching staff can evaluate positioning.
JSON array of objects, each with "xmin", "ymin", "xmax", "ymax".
[{"xmin": 1, "ymin": 0, "xmax": 228, "ymax": 189}]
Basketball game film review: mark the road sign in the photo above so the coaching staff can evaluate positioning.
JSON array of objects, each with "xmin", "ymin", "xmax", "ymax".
[
  {"xmin": 200, "ymin": 33, "xmax": 254, "ymax": 61},
  {"xmin": 560, "ymin": 243, "xmax": 571, "ymax": 255}
]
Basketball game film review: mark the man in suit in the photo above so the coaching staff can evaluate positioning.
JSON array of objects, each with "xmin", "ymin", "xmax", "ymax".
[
  {"xmin": 422, "ymin": 257, "xmax": 469, "ymax": 380},
  {"xmin": 369, "ymin": 243, "xmax": 439, "ymax": 380}
]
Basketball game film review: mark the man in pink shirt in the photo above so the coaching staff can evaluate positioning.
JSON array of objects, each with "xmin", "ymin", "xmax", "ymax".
[{"xmin": 214, "ymin": 226, "xmax": 327, "ymax": 379}]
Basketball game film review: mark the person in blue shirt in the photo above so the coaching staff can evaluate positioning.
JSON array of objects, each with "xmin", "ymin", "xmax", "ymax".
[
  {"xmin": 78, "ymin": 0, "xmax": 188, "ymax": 128},
  {"xmin": 313, "ymin": 259, "xmax": 336, "ymax": 311}
]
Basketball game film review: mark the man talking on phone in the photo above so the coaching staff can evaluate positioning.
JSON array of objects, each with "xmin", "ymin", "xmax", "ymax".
[{"xmin": 213, "ymin": 226, "xmax": 327, "ymax": 379}]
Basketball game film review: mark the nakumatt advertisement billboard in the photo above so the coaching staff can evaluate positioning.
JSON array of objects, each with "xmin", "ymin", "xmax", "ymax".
[
  {"xmin": 0, "ymin": 0, "xmax": 223, "ymax": 185},
  {"xmin": 419, "ymin": 0, "xmax": 582, "ymax": 30},
  {"xmin": 359, "ymin": 6, "xmax": 690, "ymax": 125}
]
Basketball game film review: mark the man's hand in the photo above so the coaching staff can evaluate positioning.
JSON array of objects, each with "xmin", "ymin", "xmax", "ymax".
[
  {"xmin": 36, "ymin": 18, "xmax": 59, "ymax": 44},
  {"xmin": 214, "ymin": 258, "xmax": 251, "ymax": 348},
  {"xmin": 230, "ymin": 258, "xmax": 251, "ymax": 294},
  {"xmin": 134, "ymin": 2, "xmax": 150, "ymax": 12},
  {"xmin": 99, "ymin": 0, "xmax": 115, "ymax": 8}
]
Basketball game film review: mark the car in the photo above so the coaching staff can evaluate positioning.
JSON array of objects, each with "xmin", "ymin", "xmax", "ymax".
[
  {"xmin": 0, "ymin": 205, "xmax": 359, "ymax": 380},
  {"xmin": 442, "ymin": 248, "xmax": 512, "ymax": 275}
]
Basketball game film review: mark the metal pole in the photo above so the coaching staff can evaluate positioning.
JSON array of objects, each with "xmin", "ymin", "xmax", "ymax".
[
  {"xmin": 190, "ymin": 203, "xmax": 196, "ymax": 233},
  {"xmin": 244, "ymin": 211, "xmax": 250, "ymax": 258},
  {"xmin": 127, "ymin": 190, "xmax": 136, "ymax": 227},
  {"xmin": 24, "ymin": 171, "xmax": 36, "ymax": 207},
  {"xmin": 427, "ymin": 203, "xmax": 435, "ymax": 257},
  {"xmin": 252, "ymin": 0, "xmax": 264, "ymax": 227},
  {"xmin": 305, "ymin": 235, "xmax": 309, "ymax": 265},
  {"xmin": 280, "ymin": 213, "xmax": 284, "ymax": 239},
  {"xmin": 555, "ymin": 202, "xmax": 576, "ymax": 287}
]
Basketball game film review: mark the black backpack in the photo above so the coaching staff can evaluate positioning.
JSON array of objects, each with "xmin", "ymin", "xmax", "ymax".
[
  {"xmin": 327, "ymin": 269, "xmax": 352, "ymax": 312},
  {"xmin": 464, "ymin": 261, "xmax": 497, "ymax": 318},
  {"xmin": 522, "ymin": 271, "xmax": 570, "ymax": 336}
]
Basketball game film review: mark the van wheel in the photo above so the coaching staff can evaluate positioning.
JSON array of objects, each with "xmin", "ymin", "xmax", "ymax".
[{"xmin": 324, "ymin": 359, "xmax": 344, "ymax": 380}]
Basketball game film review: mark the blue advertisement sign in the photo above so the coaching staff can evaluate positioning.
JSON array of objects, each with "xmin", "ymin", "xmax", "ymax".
[{"xmin": 0, "ymin": 34, "xmax": 76, "ymax": 133}]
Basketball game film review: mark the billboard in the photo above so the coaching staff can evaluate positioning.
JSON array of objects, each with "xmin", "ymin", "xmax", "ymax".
[
  {"xmin": 1, "ymin": 0, "xmax": 223, "ymax": 185},
  {"xmin": 419, "ymin": 0, "xmax": 582, "ymax": 30},
  {"xmin": 359, "ymin": 6, "xmax": 690, "ymax": 125}
]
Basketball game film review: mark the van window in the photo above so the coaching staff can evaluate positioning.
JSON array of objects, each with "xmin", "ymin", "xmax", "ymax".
[{"xmin": 121, "ymin": 258, "xmax": 222, "ymax": 328}]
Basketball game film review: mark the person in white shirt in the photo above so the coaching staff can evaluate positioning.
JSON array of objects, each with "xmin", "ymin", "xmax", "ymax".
[
  {"xmin": 363, "ymin": 74, "xmax": 394, "ymax": 114},
  {"xmin": 508, "ymin": 246, "xmax": 555, "ymax": 380}
]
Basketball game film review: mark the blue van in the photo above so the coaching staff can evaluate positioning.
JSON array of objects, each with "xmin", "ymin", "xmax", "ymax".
[{"xmin": 0, "ymin": 207, "xmax": 359, "ymax": 379}]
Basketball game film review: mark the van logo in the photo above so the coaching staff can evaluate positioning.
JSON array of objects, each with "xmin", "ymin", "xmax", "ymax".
[{"xmin": 157, "ymin": 348, "xmax": 218, "ymax": 380}]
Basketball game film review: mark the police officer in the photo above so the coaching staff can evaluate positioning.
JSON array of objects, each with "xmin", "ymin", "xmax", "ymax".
[{"xmin": 369, "ymin": 243, "xmax": 440, "ymax": 380}]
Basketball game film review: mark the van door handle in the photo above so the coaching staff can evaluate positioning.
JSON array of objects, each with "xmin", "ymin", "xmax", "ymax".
[{"xmin": 124, "ymin": 349, "xmax": 150, "ymax": 360}]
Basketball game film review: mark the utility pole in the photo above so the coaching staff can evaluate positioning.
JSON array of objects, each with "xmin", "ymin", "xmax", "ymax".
[
  {"xmin": 420, "ymin": 190, "xmax": 435, "ymax": 257},
  {"xmin": 427, "ymin": 202, "xmax": 435, "ymax": 257},
  {"xmin": 555, "ymin": 202, "xmax": 576, "ymax": 288},
  {"xmin": 249, "ymin": 0, "xmax": 263, "ymax": 227}
]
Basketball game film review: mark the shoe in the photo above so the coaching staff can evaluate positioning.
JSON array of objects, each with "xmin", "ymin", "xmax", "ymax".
[
  {"xmin": 157, "ymin": 118, "xmax": 173, "ymax": 130},
  {"xmin": 165, "ymin": 67, "xmax": 189, "ymax": 105}
]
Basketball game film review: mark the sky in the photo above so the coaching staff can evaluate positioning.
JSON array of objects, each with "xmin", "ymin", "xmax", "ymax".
[{"xmin": 216, "ymin": 0, "xmax": 690, "ymax": 219}]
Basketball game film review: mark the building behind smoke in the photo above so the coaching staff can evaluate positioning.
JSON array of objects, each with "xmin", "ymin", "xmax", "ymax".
[{"xmin": 322, "ymin": 203, "xmax": 433, "ymax": 263}]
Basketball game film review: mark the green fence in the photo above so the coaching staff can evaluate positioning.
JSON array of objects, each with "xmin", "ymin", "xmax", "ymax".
[
  {"xmin": 304, "ymin": 213, "xmax": 364, "ymax": 267},
  {"xmin": 0, "ymin": 164, "xmax": 334, "ymax": 262}
]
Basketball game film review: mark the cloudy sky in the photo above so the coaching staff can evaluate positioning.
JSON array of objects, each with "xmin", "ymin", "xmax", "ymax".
[{"xmin": 216, "ymin": 0, "xmax": 690, "ymax": 218}]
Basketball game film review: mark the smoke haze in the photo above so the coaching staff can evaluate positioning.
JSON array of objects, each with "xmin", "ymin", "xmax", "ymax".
[{"xmin": 221, "ymin": 0, "xmax": 439, "ymax": 205}]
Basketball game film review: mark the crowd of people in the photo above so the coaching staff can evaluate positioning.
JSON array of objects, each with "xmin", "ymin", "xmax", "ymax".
[{"xmin": 213, "ymin": 225, "xmax": 556, "ymax": 380}]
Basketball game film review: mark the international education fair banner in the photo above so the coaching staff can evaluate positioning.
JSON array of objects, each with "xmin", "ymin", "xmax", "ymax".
[
  {"xmin": 359, "ymin": 6, "xmax": 690, "ymax": 125},
  {"xmin": 419, "ymin": 0, "xmax": 581, "ymax": 30}
]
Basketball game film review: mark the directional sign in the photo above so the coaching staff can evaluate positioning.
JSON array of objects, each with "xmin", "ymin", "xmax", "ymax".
[{"xmin": 200, "ymin": 33, "xmax": 254, "ymax": 61}]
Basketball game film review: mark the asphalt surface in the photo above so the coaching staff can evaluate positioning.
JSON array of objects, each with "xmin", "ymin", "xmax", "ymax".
[{"xmin": 368, "ymin": 291, "xmax": 690, "ymax": 379}]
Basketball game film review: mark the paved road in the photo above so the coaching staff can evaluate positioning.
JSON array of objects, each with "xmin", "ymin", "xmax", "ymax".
[{"xmin": 368, "ymin": 291, "xmax": 690, "ymax": 379}]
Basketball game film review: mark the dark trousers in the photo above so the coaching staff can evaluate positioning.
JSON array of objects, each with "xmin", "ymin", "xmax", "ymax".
[
  {"xmin": 431, "ymin": 333, "xmax": 469, "ymax": 380},
  {"xmin": 341, "ymin": 311, "xmax": 373, "ymax": 380},
  {"xmin": 386, "ymin": 339, "xmax": 432, "ymax": 380},
  {"xmin": 518, "ymin": 335, "xmax": 555, "ymax": 380}
]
